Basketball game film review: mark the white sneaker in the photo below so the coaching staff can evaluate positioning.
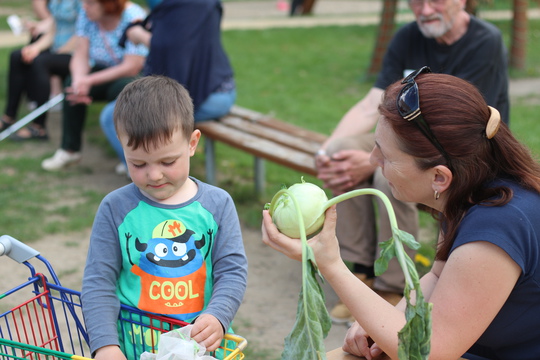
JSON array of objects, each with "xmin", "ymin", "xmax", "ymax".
[
  {"xmin": 115, "ymin": 162, "xmax": 127, "ymax": 175},
  {"xmin": 42, "ymin": 149, "xmax": 82, "ymax": 171},
  {"xmin": 115, "ymin": 162, "xmax": 131, "ymax": 180}
]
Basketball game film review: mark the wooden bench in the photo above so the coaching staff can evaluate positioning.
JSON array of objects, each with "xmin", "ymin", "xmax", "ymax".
[{"xmin": 196, "ymin": 105, "xmax": 328, "ymax": 195}]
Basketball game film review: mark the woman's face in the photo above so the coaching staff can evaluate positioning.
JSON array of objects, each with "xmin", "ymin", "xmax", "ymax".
[
  {"xmin": 370, "ymin": 117, "xmax": 433, "ymax": 203},
  {"xmin": 82, "ymin": 0, "xmax": 105, "ymax": 21}
]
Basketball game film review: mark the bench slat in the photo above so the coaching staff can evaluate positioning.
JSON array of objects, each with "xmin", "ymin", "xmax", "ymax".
[
  {"xmin": 219, "ymin": 115, "xmax": 322, "ymax": 154},
  {"xmin": 197, "ymin": 121, "xmax": 318, "ymax": 176},
  {"xmin": 229, "ymin": 106, "xmax": 329, "ymax": 144}
]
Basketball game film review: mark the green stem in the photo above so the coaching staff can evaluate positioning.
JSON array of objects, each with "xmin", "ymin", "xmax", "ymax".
[
  {"xmin": 321, "ymin": 188, "xmax": 414, "ymax": 289},
  {"xmin": 274, "ymin": 189, "xmax": 319, "ymax": 352},
  {"xmin": 322, "ymin": 189, "xmax": 398, "ymax": 229}
]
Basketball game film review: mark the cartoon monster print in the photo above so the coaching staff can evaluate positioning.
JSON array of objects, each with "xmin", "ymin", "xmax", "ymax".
[{"xmin": 125, "ymin": 219, "xmax": 214, "ymax": 313}]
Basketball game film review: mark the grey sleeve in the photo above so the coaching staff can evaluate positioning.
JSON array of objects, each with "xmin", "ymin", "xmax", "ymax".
[
  {"xmin": 199, "ymin": 190, "xmax": 248, "ymax": 331},
  {"xmin": 81, "ymin": 198, "xmax": 123, "ymax": 354}
]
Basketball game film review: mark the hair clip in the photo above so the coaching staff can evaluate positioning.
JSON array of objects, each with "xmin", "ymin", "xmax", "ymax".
[{"xmin": 486, "ymin": 106, "xmax": 501, "ymax": 139}]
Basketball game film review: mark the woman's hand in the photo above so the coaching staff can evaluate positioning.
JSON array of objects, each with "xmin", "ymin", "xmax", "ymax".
[
  {"xmin": 21, "ymin": 44, "xmax": 41, "ymax": 64},
  {"xmin": 261, "ymin": 205, "xmax": 342, "ymax": 274},
  {"xmin": 93, "ymin": 345, "xmax": 127, "ymax": 360},
  {"xmin": 66, "ymin": 75, "xmax": 93, "ymax": 105},
  {"xmin": 191, "ymin": 314, "xmax": 224, "ymax": 352},
  {"xmin": 343, "ymin": 321, "xmax": 384, "ymax": 360},
  {"xmin": 261, "ymin": 209, "xmax": 303, "ymax": 261}
]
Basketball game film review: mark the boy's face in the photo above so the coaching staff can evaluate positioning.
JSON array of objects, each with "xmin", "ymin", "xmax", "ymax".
[{"xmin": 120, "ymin": 129, "xmax": 201, "ymax": 203}]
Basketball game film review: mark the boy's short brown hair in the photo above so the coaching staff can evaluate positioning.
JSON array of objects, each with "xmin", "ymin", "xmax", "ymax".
[{"xmin": 114, "ymin": 76, "xmax": 195, "ymax": 152}]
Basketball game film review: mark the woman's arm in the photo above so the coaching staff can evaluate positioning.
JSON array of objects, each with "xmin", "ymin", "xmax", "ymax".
[
  {"xmin": 69, "ymin": 36, "xmax": 91, "ymax": 84},
  {"xmin": 84, "ymin": 54, "xmax": 145, "ymax": 87},
  {"xmin": 65, "ymin": 36, "xmax": 91, "ymax": 103},
  {"xmin": 126, "ymin": 25, "xmax": 152, "ymax": 47},
  {"xmin": 262, "ymin": 209, "xmax": 521, "ymax": 360}
]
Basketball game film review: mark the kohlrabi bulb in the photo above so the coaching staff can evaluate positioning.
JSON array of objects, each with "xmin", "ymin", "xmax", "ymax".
[{"xmin": 270, "ymin": 181, "xmax": 328, "ymax": 238}]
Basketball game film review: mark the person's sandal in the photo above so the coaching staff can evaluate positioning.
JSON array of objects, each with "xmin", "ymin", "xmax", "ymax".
[
  {"xmin": 10, "ymin": 125, "xmax": 49, "ymax": 141},
  {"xmin": 0, "ymin": 116, "xmax": 14, "ymax": 131}
]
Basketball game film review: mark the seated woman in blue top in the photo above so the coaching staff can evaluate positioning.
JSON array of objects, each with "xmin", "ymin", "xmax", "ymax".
[
  {"xmin": 1, "ymin": 0, "xmax": 80, "ymax": 141},
  {"xmin": 99, "ymin": 0, "xmax": 236, "ymax": 176},
  {"xmin": 41, "ymin": 0, "xmax": 148, "ymax": 171},
  {"xmin": 262, "ymin": 69, "xmax": 540, "ymax": 360}
]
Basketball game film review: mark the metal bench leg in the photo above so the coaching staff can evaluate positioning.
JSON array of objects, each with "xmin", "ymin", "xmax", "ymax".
[
  {"xmin": 204, "ymin": 138, "xmax": 216, "ymax": 185},
  {"xmin": 254, "ymin": 157, "xmax": 265, "ymax": 196}
]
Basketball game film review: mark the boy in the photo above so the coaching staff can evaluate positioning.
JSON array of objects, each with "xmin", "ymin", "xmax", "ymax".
[{"xmin": 81, "ymin": 76, "xmax": 247, "ymax": 360}]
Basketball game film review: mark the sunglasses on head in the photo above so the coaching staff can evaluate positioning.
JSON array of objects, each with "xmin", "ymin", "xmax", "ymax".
[{"xmin": 396, "ymin": 66, "xmax": 452, "ymax": 169}]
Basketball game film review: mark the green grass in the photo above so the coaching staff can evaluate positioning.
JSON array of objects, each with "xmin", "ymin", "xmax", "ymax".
[{"xmin": 0, "ymin": 17, "xmax": 539, "ymax": 236}]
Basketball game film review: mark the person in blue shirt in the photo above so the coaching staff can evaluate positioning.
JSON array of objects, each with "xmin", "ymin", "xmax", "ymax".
[
  {"xmin": 263, "ymin": 70, "xmax": 540, "ymax": 360},
  {"xmin": 99, "ymin": 0, "xmax": 236, "ymax": 176}
]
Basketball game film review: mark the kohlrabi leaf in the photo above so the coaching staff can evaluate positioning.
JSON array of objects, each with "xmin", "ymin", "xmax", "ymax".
[
  {"xmin": 398, "ymin": 288, "xmax": 433, "ymax": 360},
  {"xmin": 267, "ymin": 182, "xmax": 332, "ymax": 360},
  {"xmin": 281, "ymin": 256, "xmax": 331, "ymax": 360},
  {"xmin": 374, "ymin": 236, "xmax": 396, "ymax": 277},
  {"xmin": 375, "ymin": 223, "xmax": 432, "ymax": 360}
]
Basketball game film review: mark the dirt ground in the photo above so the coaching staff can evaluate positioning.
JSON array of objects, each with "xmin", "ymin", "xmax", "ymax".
[{"xmin": 0, "ymin": 110, "xmax": 349, "ymax": 359}]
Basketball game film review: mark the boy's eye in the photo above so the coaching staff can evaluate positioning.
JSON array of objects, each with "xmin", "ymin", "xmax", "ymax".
[
  {"xmin": 162, "ymin": 160, "xmax": 176, "ymax": 166},
  {"xmin": 132, "ymin": 163, "xmax": 145, "ymax": 168}
]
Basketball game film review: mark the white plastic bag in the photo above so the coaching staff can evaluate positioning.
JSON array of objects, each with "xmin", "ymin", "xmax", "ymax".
[{"xmin": 139, "ymin": 325, "xmax": 217, "ymax": 360}]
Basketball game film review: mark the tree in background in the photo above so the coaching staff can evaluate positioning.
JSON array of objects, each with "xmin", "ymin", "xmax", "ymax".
[{"xmin": 511, "ymin": 0, "xmax": 528, "ymax": 70}]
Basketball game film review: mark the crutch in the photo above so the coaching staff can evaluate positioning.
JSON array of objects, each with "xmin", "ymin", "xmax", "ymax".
[{"xmin": 0, "ymin": 93, "xmax": 64, "ymax": 142}]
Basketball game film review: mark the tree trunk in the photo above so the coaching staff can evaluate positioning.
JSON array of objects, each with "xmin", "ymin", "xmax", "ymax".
[
  {"xmin": 367, "ymin": 0, "xmax": 398, "ymax": 76},
  {"xmin": 465, "ymin": 0, "xmax": 479, "ymax": 15},
  {"xmin": 510, "ymin": 0, "xmax": 528, "ymax": 70}
]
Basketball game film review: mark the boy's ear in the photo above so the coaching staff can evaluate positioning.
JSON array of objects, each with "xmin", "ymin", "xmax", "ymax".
[{"xmin": 189, "ymin": 129, "xmax": 201, "ymax": 156}]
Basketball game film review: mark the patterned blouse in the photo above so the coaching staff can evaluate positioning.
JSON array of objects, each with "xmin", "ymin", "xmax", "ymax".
[{"xmin": 76, "ymin": 2, "xmax": 148, "ymax": 67}]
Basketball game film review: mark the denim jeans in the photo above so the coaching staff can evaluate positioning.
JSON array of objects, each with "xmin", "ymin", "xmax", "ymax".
[{"xmin": 99, "ymin": 89, "xmax": 236, "ymax": 166}]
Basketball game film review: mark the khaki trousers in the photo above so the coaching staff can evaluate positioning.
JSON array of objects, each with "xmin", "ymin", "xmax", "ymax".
[{"xmin": 326, "ymin": 134, "xmax": 419, "ymax": 293}]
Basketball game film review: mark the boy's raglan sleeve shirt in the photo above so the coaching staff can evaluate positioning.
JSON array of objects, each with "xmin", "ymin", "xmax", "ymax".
[
  {"xmin": 81, "ymin": 190, "xmax": 127, "ymax": 354},
  {"xmin": 198, "ymin": 184, "xmax": 248, "ymax": 331}
]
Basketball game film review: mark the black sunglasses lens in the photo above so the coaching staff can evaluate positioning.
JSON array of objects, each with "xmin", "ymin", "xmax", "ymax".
[{"xmin": 397, "ymin": 83, "xmax": 419, "ymax": 116}]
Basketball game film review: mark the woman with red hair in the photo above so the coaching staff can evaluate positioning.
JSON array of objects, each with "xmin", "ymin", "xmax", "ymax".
[
  {"xmin": 42, "ymin": 0, "xmax": 148, "ymax": 171},
  {"xmin": 263, "ymin": 69, "xmax": 540, "ymax": 359}
]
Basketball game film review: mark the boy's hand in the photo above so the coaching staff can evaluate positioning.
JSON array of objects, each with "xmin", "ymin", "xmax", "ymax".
[
  {"xmin": 190, "ymin": 314, "xmax": 224, "ymax": 352},
  {"xmin": 94, "ymin": 345, "xmax": 127, "ymax": 360}
]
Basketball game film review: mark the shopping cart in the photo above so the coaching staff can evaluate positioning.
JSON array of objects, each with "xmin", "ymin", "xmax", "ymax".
[{"xmin": 0, "ymin": 235, "xmax": 247, "ymax": 360}]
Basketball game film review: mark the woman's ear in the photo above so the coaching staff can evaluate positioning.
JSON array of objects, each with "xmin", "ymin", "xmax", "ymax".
[{"xmin": 432, "ymin": 165, "xmax": 453, "ymax": 194}]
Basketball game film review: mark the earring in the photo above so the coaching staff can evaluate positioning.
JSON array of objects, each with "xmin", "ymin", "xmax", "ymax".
[{"xmin": 434, "ymin": 190, "xmax": 440, "ymax": 200}]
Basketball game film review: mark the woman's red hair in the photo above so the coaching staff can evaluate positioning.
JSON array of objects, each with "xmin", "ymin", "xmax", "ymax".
[
  {"xmin": 379, "ymin": 73, "xmax": 540, "ymax": 260},
  {"xmin": 97, "ymin": 0, "xmax": 127, "ymax": 16}
]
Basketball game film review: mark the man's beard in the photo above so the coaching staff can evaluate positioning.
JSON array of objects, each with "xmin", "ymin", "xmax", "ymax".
[{"xmin": 417, "ymin": 13, "xmax": 454, "ymax": 39}]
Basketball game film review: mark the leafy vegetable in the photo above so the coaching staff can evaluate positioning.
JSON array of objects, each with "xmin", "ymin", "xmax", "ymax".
[
  {"xmin": 266, "ymin": 179, "xmax": 331, "ymax": 360},
  {"xmin": 266, "ymin": 179, "xmax": 433, "ymax": 360},
  {"xmin": 267, "ymin": 181, "xmax": 328, "ymax": 238}
]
